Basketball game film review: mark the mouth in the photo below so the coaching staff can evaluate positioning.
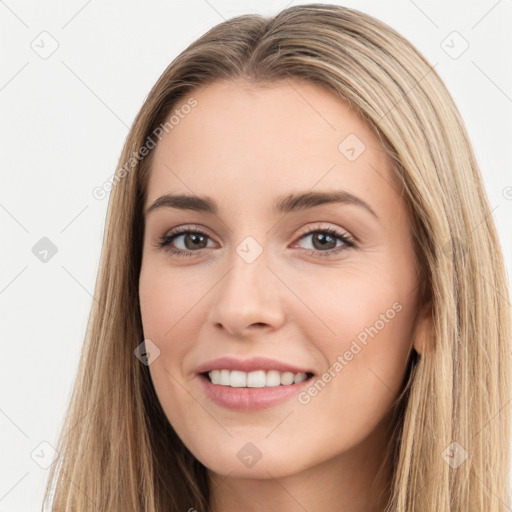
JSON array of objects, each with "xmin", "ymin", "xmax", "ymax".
[
  {"xmin": 198, "ymin": 369, "xmax": 315, "ymax": 411},
  {"xmin": 200, "ymin": 369, "xmax": 316, "ymax": 388}
]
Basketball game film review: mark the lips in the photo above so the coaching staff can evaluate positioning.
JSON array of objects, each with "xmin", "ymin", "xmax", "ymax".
[
  {"xmin": 195, "ymin": 357, "xmax": 316, "ymax": 410},
  {"xmin": 195, "ymin": 356, "xmax": 315, "ymax": 375}
]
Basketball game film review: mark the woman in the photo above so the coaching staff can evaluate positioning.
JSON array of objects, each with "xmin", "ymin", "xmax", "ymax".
[{"xmin": 43, "ymin": 4, "xmax": 511, "ymax": 511}]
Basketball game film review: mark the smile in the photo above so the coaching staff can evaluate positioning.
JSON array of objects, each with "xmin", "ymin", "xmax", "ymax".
[
  {"xmin": 206, "ymin": 369, "xmax": 313, "ymax": 388},
  {"xmin": 199, "ymin": 370, "xmax": 315, "ymax": 411}
]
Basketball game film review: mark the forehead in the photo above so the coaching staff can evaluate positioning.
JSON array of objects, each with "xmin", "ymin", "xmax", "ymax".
[{"xmin": 146, "ymin": 78, "xmax": 402, "ymax": 219}]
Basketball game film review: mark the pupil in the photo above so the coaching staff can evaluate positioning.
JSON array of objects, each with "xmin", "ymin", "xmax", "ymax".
[
  {"xmin": 314, "ymin": 233, "xmax": 335, "ymax": 250},
  {"xmin": 186, "ymin": 233, "xmax": 206, "ymax": 250}
]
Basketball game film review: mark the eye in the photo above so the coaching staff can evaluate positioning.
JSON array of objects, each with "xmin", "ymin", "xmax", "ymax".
[
  {"xmin": 154, "ymin": 225, "xmax": 356, "ymax": 258},
  {"xmin": 155, "ymin": 226, "xmax": 216, "ymax": 257},
  {"xmin": 293, "ymin": 226, "xmax": 355, "ymax": 257}
]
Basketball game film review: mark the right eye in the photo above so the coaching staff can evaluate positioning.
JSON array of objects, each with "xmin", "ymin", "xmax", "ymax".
[{"xmin": 156, "ymin": 226, "xmax": 216, "ymax": 257}]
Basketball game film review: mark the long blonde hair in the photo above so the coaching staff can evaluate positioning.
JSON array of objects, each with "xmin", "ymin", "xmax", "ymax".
[{"xmin": 43, "ymin": 4, "xmax": 511, "ymax": 511}]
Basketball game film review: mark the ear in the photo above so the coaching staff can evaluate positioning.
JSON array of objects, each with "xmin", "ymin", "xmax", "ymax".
[{"xmin": 413, "ymin": 302, "xmax": 433, "ymax": 355}]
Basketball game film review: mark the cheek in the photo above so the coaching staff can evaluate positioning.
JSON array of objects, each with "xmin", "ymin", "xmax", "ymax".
[
  {"xmin": 139, "ymin": 268, "xmax": 201, "ymax": 447},
  {"xmin": 139, "ymin": 262, "xmax": 206, "ymax": 340},
  {"xmin": 139, "ymin": 263, "xmax": 208, "ymax": 390},
  {"xmin": 288, "ymin": 261, "xmax": 409, "ymax": 347},
  {"xmin": 138, "ymin": 266, "xmax": 196, "ymax": 415},
  {"xmin": 292, "ymin": 307, "xmax": 414, "ymax": 460},
  {"xmin": 291, "ymin": 264, "xmax": 415, "ymax": 416}
]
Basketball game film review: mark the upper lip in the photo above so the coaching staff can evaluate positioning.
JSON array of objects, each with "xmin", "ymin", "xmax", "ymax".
[{"xmin": 196, "ymin": 356, "xmax": 315, "ymax": 375}]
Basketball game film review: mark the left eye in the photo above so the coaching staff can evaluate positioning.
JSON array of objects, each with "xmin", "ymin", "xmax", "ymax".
[
  {"xmin": 156, "ymin": 226, "xmax": 355, "ymax": 258},
  {"xmin": 294, "ymin": 228, "xmax": 355, "ymax": 255}
]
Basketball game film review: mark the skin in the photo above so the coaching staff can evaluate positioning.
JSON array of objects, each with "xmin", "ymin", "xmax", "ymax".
[{"xmin": 138, "ymin": 78, "xmax": 432, "ymax": 512}]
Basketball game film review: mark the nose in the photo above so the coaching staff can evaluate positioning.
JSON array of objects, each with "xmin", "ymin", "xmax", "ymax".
[{"xmin": 207, "ymin": 246, "xmax": 286, "ymax": 338}]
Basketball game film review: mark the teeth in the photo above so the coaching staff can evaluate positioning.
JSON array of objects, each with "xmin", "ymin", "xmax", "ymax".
[
  {"xmin": 208, "ymin": 369, "xmax": 310, "ymax": 387},
  {"xmin": 266, "ymin": 370, "xmax": 281, "ymax": 387}
]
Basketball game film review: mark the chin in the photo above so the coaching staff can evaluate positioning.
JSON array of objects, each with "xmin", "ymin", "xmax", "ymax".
[{"xmin": 187, "ymin": 437, "xmax": 313, "ymax": 480}]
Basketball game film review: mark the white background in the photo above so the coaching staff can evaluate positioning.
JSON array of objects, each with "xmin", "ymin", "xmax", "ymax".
[{"xmin": 1, "ymin": 1, "xmax": 511, "ymax": 510}]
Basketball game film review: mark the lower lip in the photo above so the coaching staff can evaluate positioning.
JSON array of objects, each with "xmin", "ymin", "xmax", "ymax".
[{"xmin": 198, "ymin": 374, "xmax": 313, "ymax": 411}]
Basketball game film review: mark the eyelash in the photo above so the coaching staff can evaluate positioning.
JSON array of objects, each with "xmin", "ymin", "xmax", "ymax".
[{"xmin": 155, "ymin": 225, "xmax": 356, "ymax": 259}]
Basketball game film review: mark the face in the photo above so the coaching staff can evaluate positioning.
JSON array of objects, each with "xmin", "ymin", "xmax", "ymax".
[{"xmin": 138, "ymin": 78, "xmax": 428, "ymax": 481}]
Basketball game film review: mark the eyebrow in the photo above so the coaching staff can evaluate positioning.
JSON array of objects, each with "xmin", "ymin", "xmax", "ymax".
[{"xmin": 145, "ymin": 190, "xmax": 378, "ymax": 218}]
